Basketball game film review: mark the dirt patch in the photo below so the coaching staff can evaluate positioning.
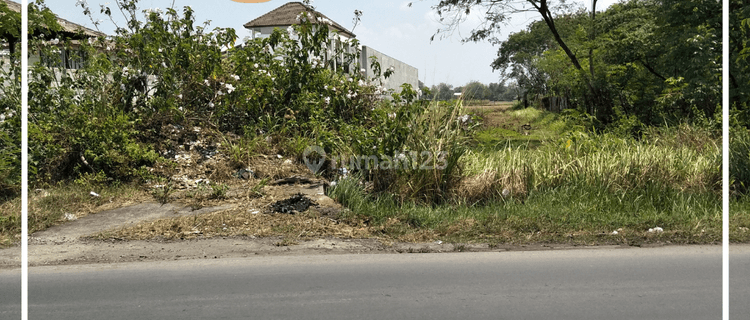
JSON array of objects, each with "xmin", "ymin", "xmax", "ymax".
[
  {"xmin": 12, "ymin": 235, "xmax": 636, "ymax": 269},
  {"xmin": 30, "ymin": 203, "xmax": 233, "ymax": 244}
]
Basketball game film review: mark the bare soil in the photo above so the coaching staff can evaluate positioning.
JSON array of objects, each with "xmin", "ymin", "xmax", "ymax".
[{"xmin": 0, "ymin": 178, "xmax": 635, "ymax": 269}]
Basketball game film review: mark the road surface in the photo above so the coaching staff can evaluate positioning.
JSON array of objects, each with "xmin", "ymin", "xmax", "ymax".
[
  {"xmin": 27, "ymin": 245, "xmax": 722, "ymax": 320},
  {"xmin": 730, "ymin": 245, "xmax": 750, "ymax": 319},
  {"xmin": 0, "ymin": 269, "xmax": 20, "ymax": 319}
]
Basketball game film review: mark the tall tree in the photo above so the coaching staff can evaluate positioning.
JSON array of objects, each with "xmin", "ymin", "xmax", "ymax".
[
  {"xmin": 729, "ymin": 0, "xmax": 749, "ymax": 127},
  {"xmin": 430, "ymin": 0, "xmax": 619, "ymax": 121}
]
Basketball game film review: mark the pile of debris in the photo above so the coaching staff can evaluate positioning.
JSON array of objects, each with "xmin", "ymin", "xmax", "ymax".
[{"xmin": 269, "ymin": 193, "xmax": 318, "ymax": 214}]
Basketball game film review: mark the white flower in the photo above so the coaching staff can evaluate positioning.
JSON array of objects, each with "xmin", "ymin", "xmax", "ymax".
[
  {"xmin": 324, "ymin": 97, "xmax": 331, "ymax": 104},
  {"xmin": 208, "ymin": 102, "xmax": 215, "ymax": 108},
  {"xmin": 231, "ymin": 74, "xmax": 240, "ymax": 81},
  {"xmin": 158, "ymin": 48, "xmax": 163, "ymax": 53},
  {"xmin": 254, "ymin": 63, "xmax": 259, "ymax": 68},
  {"xmin": 225, "ymin": 83, "xmax": 235, "ymax": 94},
  {"xmin": 204, "ymin": 79, "xmax": 210, "ymax": 85},
  {"xmin": 161, "ymin": 62, "xmax": 167, "ymax": 68},
  {"xmin": 388, "ymin": 113, "xmax": 396, "ymax": 119},
  {"xmin": 177, "ymin": 94, "xmax": 183, "ymax": 99}
]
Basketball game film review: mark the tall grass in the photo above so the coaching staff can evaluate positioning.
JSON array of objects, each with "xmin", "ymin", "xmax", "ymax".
[
  {"xmin": 370, "ymin": 99, "xmax": 472, "ymax": 204},
  {"xmin": 460, "ymin": 130, "xmax": 720, "ymax": 202},
  {"xmin": 731, "ymin": 127, "xmax": 750, "ymax": 195},
  {"xmin": 326, "ymin": 113, "xmax": 721, "ymax": 243},
  {"xmin": 329, "ymin": 172, "xmax": 720, "ymax": 243}
]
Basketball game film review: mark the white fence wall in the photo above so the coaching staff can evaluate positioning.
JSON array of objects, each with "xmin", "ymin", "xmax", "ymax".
[{"xmin": 360, "ymin": 46, "xmax": 418, "ymax": 95}]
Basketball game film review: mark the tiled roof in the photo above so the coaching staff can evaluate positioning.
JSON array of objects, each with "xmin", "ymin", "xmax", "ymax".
[
  {"xmin": 3, "ymin": 0, "xmax": 105, "ymax": 38},
  {"xmin": 243, "ymin": 2, "xmax": 355, "ymax": 38},
  {"xmin": 2, "ymin": 0, "xmax": 19, "ymax": 12}
]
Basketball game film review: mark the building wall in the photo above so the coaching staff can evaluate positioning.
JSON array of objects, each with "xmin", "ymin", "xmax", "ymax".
[{"xmin": 360, "ymin": 46, "xmax": 418, "ymax": 95}]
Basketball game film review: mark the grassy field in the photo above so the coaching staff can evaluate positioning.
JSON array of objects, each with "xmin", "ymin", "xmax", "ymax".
[
  {"xmin": 328, "ymin": 103, "xmax": 722, "ymax": 245},
  {"xmin": 6, "ymin": 102, "xmax": 725, "ymax": 247},
  {"xmin": 0, "ymin": 198, "xmax": 20, "ymax": 247},
  {"xmin": 731, "ymin": 196, "xmax": 750, "ymax": 242}
]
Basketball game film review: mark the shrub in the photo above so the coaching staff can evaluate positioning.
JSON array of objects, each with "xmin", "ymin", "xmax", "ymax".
[
  {"xmin": 29, "ymin": 0, "xmax": 395, "ymax": 184},
  {"xmin": 0, "ymin": 42, "xmax": 21, "ymax": 198},
  {"xmin": 731, "ymin": 126, "xmax": 750, "ymax": 195}
]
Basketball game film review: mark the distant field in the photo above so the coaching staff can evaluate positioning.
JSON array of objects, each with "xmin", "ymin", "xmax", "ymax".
[{"xmin": 464, "ymin": 101, "xmax": 516, "ymax": 109}]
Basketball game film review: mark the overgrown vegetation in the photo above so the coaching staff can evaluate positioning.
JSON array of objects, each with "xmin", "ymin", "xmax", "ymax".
[
  {"xmin": 0, "ymin": 0, "xmax": 22, "ymax": 247},
  {"xmin": 19, "ymin": 0, "xmax": 725, "ymax": 246},
  {"xmin": 730, "ymin": 0, "xmax": 750, "ymax": 242}
]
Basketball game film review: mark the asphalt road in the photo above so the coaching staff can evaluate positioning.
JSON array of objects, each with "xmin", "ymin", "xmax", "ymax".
[
  {"xmin": 25, "ymin": 245, "xmax": 722, "ymax": 320},
  {"xmin": 0, "ymin": 269, "xmax": 20, "ymax": 319},
  {"xmin": 730, "ymin": 245, "xmax": 750, "ymax": 319}
]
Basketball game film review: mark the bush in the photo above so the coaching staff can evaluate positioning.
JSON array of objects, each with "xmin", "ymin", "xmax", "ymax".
[
  {"xmin": 0, "ymin": 43, "xmax": 21, "ymax": 198},
  {"xmin": 29, "ymin": 0, "xmax": 396, "ymax": 184},
  {"xmin": 731, "ymin": 126, "xmax": 750, "ymax": 195}
]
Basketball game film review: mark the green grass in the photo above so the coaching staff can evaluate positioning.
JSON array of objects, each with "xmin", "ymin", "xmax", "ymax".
[
  {"xmin": 731, "ymin": 195, "xmax": 750, "ymax": 242},
  {"xmin": 327, "ymin": 105, "xmax": 722, "ymax": 245},
  {"xmin": 0, "ymin": 196, "xmax": 20, "ymax": 247},
  {"xmin": 329, "ymin": 175, "xmax": 720, "ymax": 244},
  {"xmin": 469, "ymin": 105, "xmax": 571, "ymax": 151}
]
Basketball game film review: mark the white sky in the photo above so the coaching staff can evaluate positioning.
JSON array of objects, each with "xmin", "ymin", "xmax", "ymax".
[{"xmin": 44, "ymin": 0, "xmax": 621, "ymax": 87}]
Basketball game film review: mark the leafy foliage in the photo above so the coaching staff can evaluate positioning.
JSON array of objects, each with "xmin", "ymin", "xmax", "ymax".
[
  {"xmin": 432, "ymin": 0, "xmax": 721, "ymax": 129},
  {"xmin": 28, "ymin": 0, "xmax": 430, "ymax": 184},
  {"xmin": 0, "ymin": 1, "xmax": 22, "ymax": 198}
]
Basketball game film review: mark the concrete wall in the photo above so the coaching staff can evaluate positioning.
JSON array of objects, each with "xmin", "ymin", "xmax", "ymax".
[{"xmin": 360, "ymin": 46, "xmax": 418, "ymax": 95}]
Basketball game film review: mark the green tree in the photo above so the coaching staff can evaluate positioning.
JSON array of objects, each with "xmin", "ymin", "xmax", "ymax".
[
  {"xmin": 730, "ymin": 0, "xmax": 750, "ymax": 127},
  {"xmin": 462, "ymin": 81, "xmax": 488, "ymax": 100}
]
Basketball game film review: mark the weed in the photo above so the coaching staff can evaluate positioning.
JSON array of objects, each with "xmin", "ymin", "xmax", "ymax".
[
  {"xmin": 250, "ymin": 178, "xmax": 269, "ymax": 197},
  {"xmin": 275, "ymin": 237, "xmax": 299, "ymax": 247},
  {"xmin": 210, "ymin": 183, "xmax": 229, "ymax": 200},
  {"xmin": 151, "ymin": 180, "xmax": 175, "ymax": 205}
]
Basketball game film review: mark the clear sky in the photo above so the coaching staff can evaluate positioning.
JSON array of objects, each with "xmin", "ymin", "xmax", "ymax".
[{"xmin": 44, "ymin": 0, "xmax": 621, "ymax": 88}]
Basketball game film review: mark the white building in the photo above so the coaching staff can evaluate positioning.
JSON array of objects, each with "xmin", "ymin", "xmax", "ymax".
[{"xmin": 243, "ymin": 1, "xmax": 418, "ymax": 94}]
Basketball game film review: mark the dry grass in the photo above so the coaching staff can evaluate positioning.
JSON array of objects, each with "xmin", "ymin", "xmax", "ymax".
[
  {"xmin": 0, "ymin": 197, "xmax": 20, "ymax": 247},
  {"xmin": 455, "ymin": 169, "xmax": 527, "ymax": 203},
  {"xmin": 92, "ymin": 204, "xmax": 372, "ymax": 242},
  {"xmin": 28, "ymin": 183, "xmax": 153, "ymax": 235}
]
